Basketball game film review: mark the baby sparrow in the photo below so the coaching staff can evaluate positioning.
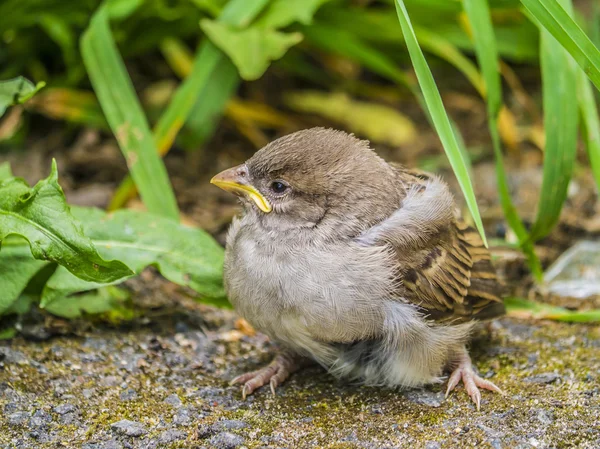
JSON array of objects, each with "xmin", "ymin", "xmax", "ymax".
[{"xmin": 211, "ymin": 128, "xmax": 504, "ymax": 409}]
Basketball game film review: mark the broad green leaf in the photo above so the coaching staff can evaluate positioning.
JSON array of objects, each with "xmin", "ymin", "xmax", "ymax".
[
  {"xmin": 255, "ymin": 0, "xmax": 330, "ymax": 29},
  {"xmin": 394, "ymin": 0, "xmax": 487, "ymax": 245},
  {"xmin": 578, "ymin": 71, "xmax": 600, "ymax": 192},
  {"xmin": 0, "ymin": 239, "xmax": 48, "ymax": 314},
  {"xmin": 201, "ymin": 20, "xmax": 303, "ymax": 80},
  {"xmin": 462, "ymin": 0, "xmax": 542, "ymax": 279},
  {"xmin": 505, "ymin": 297, "xmax": 600, "ymax": 322},
  {"xmin": 41, "ymin": 207, "xmax": 226, "ymax": 307},
  {"xmin": 0, "ymin": 162, "xmax": 12, "ymax": 181},
  {"xmin": 285, "ymin": 91, "xmax": 416, "ymax": 146},
  {"xmin": 44, "ymin": 286, "xmax": 132, "ymax": 319},
  {"xmin": 110, "ymin": 0, "xmax": 269, "ymax": 210},
  {"xmin": 81, "ymin": 6, "xmax": 179, "ymax": 221},
  {"xmin": 530, "ymin": 0, "xmax": 579, "ymax": 241},
  {"xmin": 0, "ymin": 76, "xmax": 45, "ymax": 117},
  {"xmin": 520, "ymin": 0, "xmax": 600, "ymax": 91},
  {"xmin": 0, "ymin": 160, "xmax": 133, "ymax": 283}
]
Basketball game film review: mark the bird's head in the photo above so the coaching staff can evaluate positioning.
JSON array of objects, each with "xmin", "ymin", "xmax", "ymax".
[{"xmin": 211, "ymin": 128, "xmax": 401, "ymax": 233}]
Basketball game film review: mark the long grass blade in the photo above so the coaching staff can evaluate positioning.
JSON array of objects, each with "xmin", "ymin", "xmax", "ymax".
[
  {"xmin": 462, "ymin": 0, "xmax": 542, "ymax": 279},
  {"xmin": 529, "ymin": 0, "xmax": 579, "ymax": 241},
  {"xmin": 520, "ymin": 0, "xmax": 600, "ymax": 91},
  {"xmin": 505, "ymin": 297, "xmax": 600, "ymax": 322},
  {"xmin": 81, "ymin": 6, "xmax": 179, "ymax": 220},
  {"xmin": 393, "ymin": 0, "xmax": 487, "ymax": 245},
  {"xmin": 578, "ymin": 71, "xmax": 600, "ymax": 193}
]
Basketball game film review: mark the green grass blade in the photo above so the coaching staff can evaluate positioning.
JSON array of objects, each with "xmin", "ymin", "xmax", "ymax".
[
  {"xmin": 81, "ymin": 6, "xmax": 179, "ymax": 220},
  {"xmin": 462, "ymin": 0, "xmax": 542, "ymax": 279},
  {"xmin": 505, "ymin": 297, "xmax": 600, "ymax": 322},
  {"xmin": 108, "ymin": 0, "xmax": 269, "ymax": 210},
  {"xmin": 394, "ymin": 0, "xmax": 487, "ymax": 245},
  {"xmin": 529, "ymin": 0, "xmax": 579, "ymax": 241},
  {"xmin": 578, "ymin": 71, "xmax": 600, "ymax": 192},
  {"xmin": 520, "ymin": 0, "xmax": 600, "ymax": 91}
]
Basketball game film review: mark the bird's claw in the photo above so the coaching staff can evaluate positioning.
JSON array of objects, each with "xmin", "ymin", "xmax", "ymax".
[
  {"xmin": 446, "ymin": 356, "xmax": 503, "ymax": 411},
  {"xmin": 230, "ymin": 352, "xmax": 299, "ymax": 400}
]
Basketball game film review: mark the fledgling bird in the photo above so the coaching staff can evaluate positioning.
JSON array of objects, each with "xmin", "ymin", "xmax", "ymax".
[{"xmin": 211, "ymin": 128, "xmax": 505, "ymax": 409}]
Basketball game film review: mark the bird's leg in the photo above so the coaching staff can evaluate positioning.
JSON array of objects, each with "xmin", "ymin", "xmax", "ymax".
[
  {"xmin": 230, "ymin": 350, "xmax": 307, "ymax": 399},
  {"xmin": 445, "ymin": 348, "xmax": 503, "ymax": 410}
]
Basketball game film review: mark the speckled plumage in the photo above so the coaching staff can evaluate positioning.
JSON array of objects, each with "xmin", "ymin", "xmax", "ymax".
[{"xmin": 215, "ymin": 128, "xmax": 505, "ymax": 406}]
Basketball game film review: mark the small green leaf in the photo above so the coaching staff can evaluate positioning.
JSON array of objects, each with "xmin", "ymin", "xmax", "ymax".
[
  {"xmin": 255, "ymin": 0, "xmax": 330, "ymax": 29},
  {"xmin": 41, "ymin": 207, "xmax": 226, "ymax": 307},
  {"xmin": 0, "ymin": 76, "xmax": 45, "ymax": 117},
  {"xmin": 0, "ymin": 160, "xmax": 133, "ymax": 283},
  {"xmin": 201, "ymin": 20, "xmax": 303, "ymax": 80}
]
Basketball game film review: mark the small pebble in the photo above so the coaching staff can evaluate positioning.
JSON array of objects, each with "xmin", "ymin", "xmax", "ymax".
[
  {"xmin": 111, "ymin": 419, "xmax": 148, "ymax": 437},
  {"xmin": 209, "ymin": 432, "xmax": 245, "ymax": 449}
]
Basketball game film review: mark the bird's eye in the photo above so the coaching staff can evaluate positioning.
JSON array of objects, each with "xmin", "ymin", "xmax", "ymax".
[{"xmin": 270, "ymin": 181, "xmax": 288, "ymax": 193}]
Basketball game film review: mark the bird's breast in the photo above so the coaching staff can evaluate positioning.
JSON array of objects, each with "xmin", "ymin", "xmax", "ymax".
[{"xmin": 223, "ymin": 217, "xmax": 397, "ymax": 353}]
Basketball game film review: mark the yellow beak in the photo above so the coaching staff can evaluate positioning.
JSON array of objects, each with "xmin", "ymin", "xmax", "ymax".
[{"xmin": 210, "ymin": 164, "xmax": 272, "ymax": 213}]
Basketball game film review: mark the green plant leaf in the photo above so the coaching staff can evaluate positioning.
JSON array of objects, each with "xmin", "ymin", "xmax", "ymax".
[
  {"xmin": 80, "ymin": 6, "xmax": 179, "ymax": 221},
  {"xmin": 0, "ymin": 162, "xmax": 13, "ymax": 181},
  {"xmin": 106, "ymin": 0, "xmax": 144, "ymax": 19},
  {"xmin": 505, "ymin": 297, "xmax": 600, "ymax": 322},
  {"xmin": 285, "ymin": 90, "xmax": 416, "ymax": 146},
  {"xmin": 578, "ymin": 70, "xmax": 600, "ymax": 192},
  {"xmin": 255, "ymin": 0, "xmax": 329, "ymax": 29},
  {"xmin": 462, "ymin": 0, "xmax": 542, "ymax": 279},
  {"xmin": 520, "ymin": 0, "xmax": 600, "ymax": 91},
  {"xmin": 44, "ymin": 286, "xmax": 132, "ymax": 319},
  {"xmin": 0, "ymin": 76, "xmax": 45, "ymax": 117},
  {"xmin": 41, "ymin": 207, "xmax": 226, "ymax": 308},
  {"xmin": 201, "ymin": 20, "xmax": 303, "ymax": 80},
  {"xmin": 0, "ymin": 239, "xmax": 49, "ymax": 314},
  {"xmin": 394, "ymin": 0, "xmax": 487, "ymax": 245},
  {"xmin": 0, "ymin": 160, "xmax": 133, "ymax": 284},
  {"xmin": 530, "ymin": 0, "xmax": 579, "ymax": 241}
]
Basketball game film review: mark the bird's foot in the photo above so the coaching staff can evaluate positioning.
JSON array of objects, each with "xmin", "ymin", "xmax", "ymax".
[
  {"xmin": 230, "ymin": 352, "xmax": 302, "ymax": 399},
  {"xmin": 445, "ymin": 353, "xmax": 503, "ymax": 410}
]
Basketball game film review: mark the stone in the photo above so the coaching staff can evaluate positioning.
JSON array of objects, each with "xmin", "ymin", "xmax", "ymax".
[
  {"xmin": 110, "ymin": 419, "xmax": 147, "ymax": 437},
  {"xmin": 525, "ymin": 373, "xmax": 561, "ymax": 384},
  {"xmin": 208, "ymin": 432, "xmax": 245, "ymax": 449},
  {"xmin": 159, "ymin": 429, "xmax": 187, "ymax": 444},
  {"xmin": 164, "ymin": 393, "xmax": 182, "ymax": 407},
  {"xmin": 8, "ymin": 411, "xmax": 30, "ymax": 426},
  {"xmin": 54, "ymin": 404, "xmax": 77, "ymax": 415}
]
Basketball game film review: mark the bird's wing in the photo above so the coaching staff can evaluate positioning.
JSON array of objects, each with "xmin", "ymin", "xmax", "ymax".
[{"xmin": 359, "ymin": 167, "xmax": 505, "ymax": 324}]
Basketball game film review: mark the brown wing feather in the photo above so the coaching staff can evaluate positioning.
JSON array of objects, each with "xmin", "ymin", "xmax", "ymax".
[{"xmin": 392, "ymin": 167, "xmax": 505, "ymax": 324}]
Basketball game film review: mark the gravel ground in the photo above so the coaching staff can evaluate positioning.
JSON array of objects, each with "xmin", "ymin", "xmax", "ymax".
[{"xmin": 1, "ymin": 305, "xmax": 599, "ymax": 449}]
